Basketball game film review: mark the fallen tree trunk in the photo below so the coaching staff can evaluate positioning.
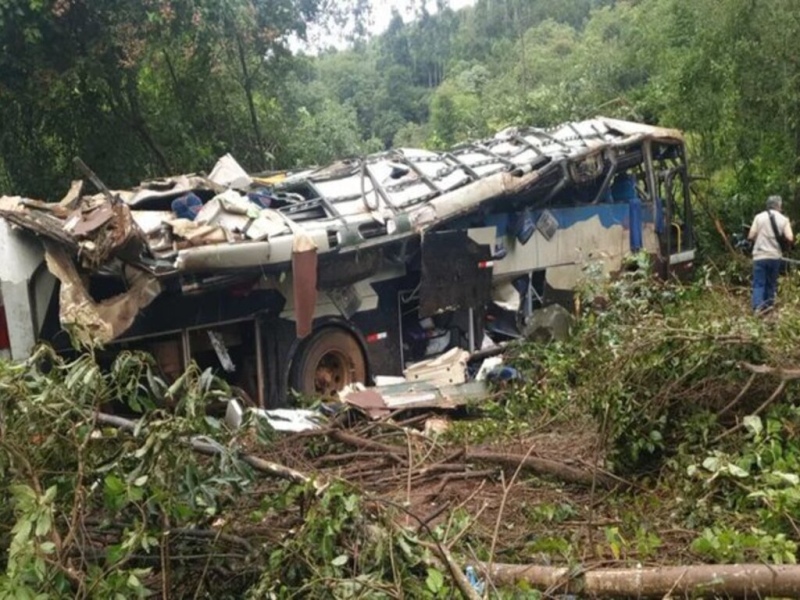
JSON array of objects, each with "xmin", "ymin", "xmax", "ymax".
[
  {"xmin": 478, "ymin": 563, "xmax": 800, "ymax": 598},
  {"xmin": 466, "ymin": 450, "xmax": 617, "ymax": 488}
]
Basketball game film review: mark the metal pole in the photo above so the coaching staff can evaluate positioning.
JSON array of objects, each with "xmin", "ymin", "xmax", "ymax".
[
  {"xmin": 468, "ymin": 308, "xmax": 476, "ymax": 353},
  {"xmin": 181, "ymin": 330, "xmax": 191, "ymax": 371},
  {"xmin": 255, "ymin": 318, "xmax": 265, "ymax": 407}
]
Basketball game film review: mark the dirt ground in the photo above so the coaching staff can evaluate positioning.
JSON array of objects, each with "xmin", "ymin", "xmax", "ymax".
[{"xmin": 242, "ymin": 409, "xmax": 698, "ymax": 569}]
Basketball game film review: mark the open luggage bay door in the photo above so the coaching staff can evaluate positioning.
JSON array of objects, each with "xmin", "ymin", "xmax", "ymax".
[{"xmin": 419, "ymin": 229, "xmax": 493, "ymax": 317}]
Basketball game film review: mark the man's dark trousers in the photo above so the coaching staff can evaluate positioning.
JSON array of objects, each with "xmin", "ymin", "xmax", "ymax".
[{"xmin": 752, "ymin": 258, "xmax": 782, "ymax": 312}]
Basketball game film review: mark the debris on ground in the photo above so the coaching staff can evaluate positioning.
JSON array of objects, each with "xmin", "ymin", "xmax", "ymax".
[{"xmin": 4, "ymin": 267, "xmax": 800, "ymax": 598}]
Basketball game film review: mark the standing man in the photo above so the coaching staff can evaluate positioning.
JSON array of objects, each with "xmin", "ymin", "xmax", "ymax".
[{"xmin": 748, "ymin": 195, "xmax": 794, "ymax": 313}]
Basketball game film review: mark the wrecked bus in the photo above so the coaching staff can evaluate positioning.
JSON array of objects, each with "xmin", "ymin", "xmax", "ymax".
[{"xmin": 0, "ymin": 117, "xmax": 694, "ymax": 406}]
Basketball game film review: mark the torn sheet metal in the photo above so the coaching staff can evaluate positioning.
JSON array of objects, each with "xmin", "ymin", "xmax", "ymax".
[
  {"xmin": 0, "ymin": 194, "xmax": 147, "ymax": 270},
  {"xmin": 44, "ymin": 242, "xmax": 161, "ymax": 345},
  {"xmin": 225, "ymin": 399, "xmax": 323, "ymax": 432},
  {"xmin": 284, "ymin": 219, "xmax": 319, "ymax": 339},
  {"xmin": 403, "ymin": 347, "xmax": 470, "ymax": 387},
  {"xmin": 384, "ymin": 380, "xmax": 488, "ymax": 410},
  {"xmin": 0, "ymin": 196, "xmax": 77, "ymax": 248},
  {"xmin": 79, "ymin": 200, "xmax": 146, "ymax": 267},
  {"xmin": 341, "ymin": 379, "xmax": 489, "ymax": 418},
  {"xmin": 64, "ymin": 203, "xmax": 114, "ymax": 236},
  {"xmin": 58, "ymin": 180, "xmax": 85, "ymax": 210},
  {"xmin": 339, "ymin": 388, "xmax": 392, "ymax": 420},
  {"xmin": 208, "ymin": 154, "xmax": 252, "ymax": 190},
  {"xmin": 291, "ymin": 238, "xmax": 317, "ymax": 339}
]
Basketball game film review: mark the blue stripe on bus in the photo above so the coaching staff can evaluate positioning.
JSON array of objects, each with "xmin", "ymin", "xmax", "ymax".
[{"xmin": 541, "ymin": 203, "xmax": 654, "ymax": 230}]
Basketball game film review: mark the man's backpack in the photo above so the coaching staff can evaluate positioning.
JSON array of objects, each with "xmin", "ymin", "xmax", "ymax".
[{"xmin": 768, "ymin": 210, "xmax": 793, "ymax": 252}]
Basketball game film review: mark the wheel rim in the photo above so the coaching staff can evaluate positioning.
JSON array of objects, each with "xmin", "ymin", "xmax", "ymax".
[{"xmin": 313, "ymin": 350, "xmax": 354, "ymax": 397}]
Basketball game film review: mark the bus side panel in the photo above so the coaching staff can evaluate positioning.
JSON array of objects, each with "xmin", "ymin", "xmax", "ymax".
[
  {"xmin": 0, "ymin": 221, "xmax": 56, "ymax": 360},
  {"xmin": 489, "ymin": 202, "xmax": 658, "ymax": 298}
]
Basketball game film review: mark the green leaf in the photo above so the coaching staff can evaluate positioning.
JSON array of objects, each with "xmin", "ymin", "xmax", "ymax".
[
  {"xmin": 726, "ymin": 464, "xmax": 749, "ymax": 478},
  {"xmin": 105, "ymin": 544, "xmax": 125, "ymax": 566},
  {"xmin": 34, "ymin": 512, "xmax": 52, "ymax": 537},
  {"xmin": 343, "ymin": 494, "xmax": 358, "ymax": 514},
  {"xmin": 743, "ymin": 415, "xmax": 763, "ymax": 437},
  {"xmin": 702, "ymin": 456, "xmax": 721, "ymax": 473},
  {"xmin": 42, "ymin": 485, "xmax": 57, "ymax": 504},
  {"xmin": 773, "ymin": 471, "xmax": 800, "ymax": 486},
  {"xmin": 331, "ymin": 554, "xmax": 348, "ymax": 567},
  {"xmin": 38, "ymin": 542, "xmax": 55, "ymax": 554},
  {"xmin": 12, "ymin": 518, "xmax": 32, "ymax": 541},
  {"xmin": 426, "ymin": 568, "xmax": 444, "ymax": 593},
  {"xmin": 11, "ymin": 484, "xmax": 37, "ymax": 509}
]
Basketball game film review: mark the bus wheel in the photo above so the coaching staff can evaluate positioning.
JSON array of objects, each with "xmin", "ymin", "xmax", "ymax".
[{"xmin": 291, "ymin": 328, "xmax": 366, "ymax": 398}]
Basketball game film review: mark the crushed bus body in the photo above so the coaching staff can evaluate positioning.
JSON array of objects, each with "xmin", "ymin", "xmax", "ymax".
[{"xmin": 0, "ymin": 117, "xmax": 695, "ymax": 406}]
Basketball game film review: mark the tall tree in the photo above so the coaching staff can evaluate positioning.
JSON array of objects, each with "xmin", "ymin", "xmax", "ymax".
[{"xmin": 0, "ymin": 0, "xmax": 364, "ymax": 197}]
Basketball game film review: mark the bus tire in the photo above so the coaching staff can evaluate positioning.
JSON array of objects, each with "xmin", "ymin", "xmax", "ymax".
[{"xmin": 290, "ymin": 328, "xmax": 366, "ymax": 398}]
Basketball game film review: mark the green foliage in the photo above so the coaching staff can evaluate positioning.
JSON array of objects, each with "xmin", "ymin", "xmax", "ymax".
[
  {"xmin": 684, "ymin": 406, "xmax": 800, "ymax": 539},
  {"xmin": 524, "ymin": 502, "xmax": 577, "ymax": 525},
  {"xmin": 569, "ymin": 262, "xmax": 774, "ymax": 470},
  {"xmin": 0, "ymin": 347, "xmax": 465, "ymax": 598},
  {"xmin": 0, "ymin": 0, "xmax": 368, "ymax": 197},
  {"xmin": 691, "ymin": 527, "xmax": 797, "ymax": 564},
  {"xmin": 444, "ymin": 336, "xmax": 586, "ymax": 445},
  {"xmin": 462, "ymin": 259, "xmax": 800, "ymax": 481},
  {"xmin": 286, "ymin": 101, "xmax": 382, "ymax": 166},
  {"xmin": 0, "ymin": 347, "xmax": 254, "ymax": 597},
  {"xmin": 247, "ymin": 479, "xmax": 454, "ymax": 598}
]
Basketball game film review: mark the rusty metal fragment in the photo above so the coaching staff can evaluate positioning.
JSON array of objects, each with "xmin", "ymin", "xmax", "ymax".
[
  {"xmin": 58, "ymin": 180, "xmax": 85, "ymax": 210},
  {"xmin": 64, "ymin": 203, "xmax": 114, "ymax": 236},
  {"xmin": 44, "ymin": 242, "xmax": 161, "ymax": 345},
  {"xmin": 291, "ymin": 231, "xmax": 318, "ymax": 339},
  {"xmin": 0, "ymin": 196, "xmax": 78, "ymax": 248}
]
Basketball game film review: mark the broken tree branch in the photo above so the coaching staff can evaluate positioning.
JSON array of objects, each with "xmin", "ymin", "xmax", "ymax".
[
  {"xmin": 422, "ymin": 541, "xmax": 483, "ymax": 600},
  {"xmin": 717, "ymin": 372, "xmax": 757, "ymax": 418},
  {"xmin": 487, "ymin": 440, "xmax": 541, "ymax": 577},
  {"xmin": 370, "ymin": 496, "xmax": 481, "ymax": 600},
  {"xmin": 428, "ymin": 469, "xmax": 497, "ymax": 500},
  {"xmin": 713, "ymin": 379, "xmax": 787, "ymax": 444},
  {"xmin": 741, "ymin": 361, "xmax": 800, "ymax": 380},
  {"xmin": 95, "ymin": 412, "xmax": 312, "ymax": 485},
  {"xmin": 328, "ymin": 429, "xmax": 407, "ymax": 459},
  {"xmin": 466, "ymin": 450, "xmax": 617, "ymax": 488}
]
